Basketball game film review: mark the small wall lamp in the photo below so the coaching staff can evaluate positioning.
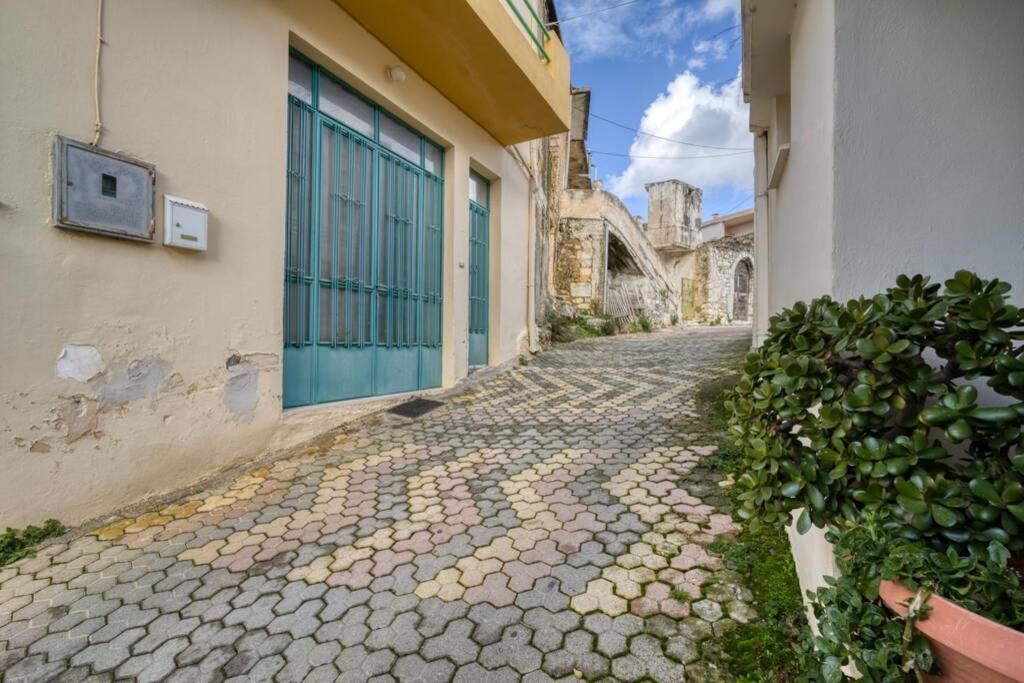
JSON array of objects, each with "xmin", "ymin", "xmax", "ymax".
[{"xmin": 386, "ymin": 66, "xmax": 406, "ymax": 83}]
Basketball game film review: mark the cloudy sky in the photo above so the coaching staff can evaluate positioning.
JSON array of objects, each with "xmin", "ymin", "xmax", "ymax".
[{"xmin": 555, "ymin": 0, "xmax": 752, "ymax": 219}]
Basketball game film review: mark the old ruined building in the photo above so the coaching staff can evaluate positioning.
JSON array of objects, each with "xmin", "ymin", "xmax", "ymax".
[{"xmin": 539, "ymin": 87, "xmax": 754, "ymax": 329}]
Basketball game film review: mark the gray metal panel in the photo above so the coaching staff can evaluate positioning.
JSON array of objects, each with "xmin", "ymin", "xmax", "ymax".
[{"xmin": 53, "ymin": 136, "xmax": 155, "ymax": 242}]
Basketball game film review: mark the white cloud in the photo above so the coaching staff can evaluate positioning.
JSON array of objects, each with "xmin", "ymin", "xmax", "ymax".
[
  {"xmin": 693, "ymin": 0, "xmax": 740, "ymax": 22},
  {"xmin": 605, "ymin": 70, "xmax": 753, "ymax": 202},
  {"xmin": 560, "ymin": 0, "xmax": 733, "ymax": 63},
  {"xmin": 686, "ymin": 37, "xmax": 728, "ymax": 70}
]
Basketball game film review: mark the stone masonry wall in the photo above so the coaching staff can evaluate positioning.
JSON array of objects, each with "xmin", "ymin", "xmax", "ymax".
[{"xmin": 691, "ymin": 234, "xmax": 754, "ymax": 324}]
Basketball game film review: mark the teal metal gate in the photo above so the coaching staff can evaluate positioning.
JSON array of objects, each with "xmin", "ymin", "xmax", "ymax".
[
  {"xmin": 284, "ymin": 53, "xmax": 444, "ymax": 408},
  {"xmin": 468, "ymin": 172, "xmax": 490, "ymax": 367}
]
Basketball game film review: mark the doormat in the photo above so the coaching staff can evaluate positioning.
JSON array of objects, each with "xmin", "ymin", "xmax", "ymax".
[{"xmin": 387, "ymin": 397, "xmax": 444, "ymax": 419}]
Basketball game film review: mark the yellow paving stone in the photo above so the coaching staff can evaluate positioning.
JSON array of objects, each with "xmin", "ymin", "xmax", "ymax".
[
  {"xmin": 329, "ymin": 546, "xmax": 373, "ymax": 572},
  {"xmin": 629, "ymin": 567, "xmax": 657, "ymax": 584},
  {"xmin": 196, "ymin": 495, "xmax": 234, "ymax": 513},
  {"xmin": 614, "ymin": 579, "xmax": 642, "ymax": 599},
  {"xmin": 415, "ymin": 580, "xmax": 441, "ymax": 599},
  {"xmin": 179, "ymin": 539, "xmax": 226, "ymax": 565},
  {"xmin": 163, "ymin": 501, "xmax": 203, "ymax": 520},
  {"xmin": 91, "ymin": 519, "xmax": 133, "ymax": 541},
  {"xmin": 642, "ymin": 553, "xmax": 669, "ymax": 570}
]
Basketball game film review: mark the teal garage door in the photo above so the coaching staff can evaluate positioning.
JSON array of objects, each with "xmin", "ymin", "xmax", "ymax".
[{"xmin": 284, "ymin": 53, "xmax": 444, "ymax": 408}]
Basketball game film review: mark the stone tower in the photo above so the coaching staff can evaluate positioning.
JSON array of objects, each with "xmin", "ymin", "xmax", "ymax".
[{"xmin": 644, "ymin": 179, "xmax": 702, "ymax": 253}]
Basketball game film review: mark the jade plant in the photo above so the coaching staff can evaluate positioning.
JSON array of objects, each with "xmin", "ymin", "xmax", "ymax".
[{"xmin": 725, "ymin": 271, "xmax": 1024, "ymax": 680}]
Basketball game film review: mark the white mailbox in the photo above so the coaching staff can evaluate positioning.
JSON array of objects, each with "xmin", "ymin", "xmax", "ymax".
[{"xmin": 164, "ymin": 195, "xmax": 208, "ymax": 251}]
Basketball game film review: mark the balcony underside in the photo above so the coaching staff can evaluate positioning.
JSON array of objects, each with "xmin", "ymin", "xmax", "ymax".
[{"xmin": 334, "ymin": 0, "xmax": 571, "ymax": 145}]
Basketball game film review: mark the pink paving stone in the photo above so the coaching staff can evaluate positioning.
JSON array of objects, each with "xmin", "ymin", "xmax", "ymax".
[
  {"xmin": 550, "ymin": 529, "xmax": 590, "ymax": 555},
  {"xmin": 544, "ymin": 489, "xmax": 577, "ymax": 505},
  {"xmin": 502, "ymin": 560, "xmax": 551, "ymax": 592},
  {"xmin": 347, "ymin": 491, "xmax": 374, "ymax": 504},
  {"xmin": 520, "ymin": 539, "xmax": 565, "ymax": 565},
  {"xmin": 156, "ymin": 519, "xmax": 204, "ymax": 542},
  {"xmin": 463, "ymin": 572, "xmax": 516, "ymax": 607},
  {"xmin": 564, "ymin": 512, "xmax": 603, "ymax": 534},
  {"xmin": 436, "ymin": 476, "xmax": 459, "ymax": 491},
  {"xmin": 226, "ymin": 546, "xmax": 261, "ymax": 572},
  {"xmin": 644, "ymin": 582, "xmax": 671, "ymax": 602},
  {"xmin": 661, "ymin": 599, "xmax": 691, "ymax": 618},
  {"xmin": 329, "ymin": 558, "xmax": 375, "ymax": 588},
  {"xmin": 429, "ymin": 523, "xmax": 466, "ymax": 545},
  {"xmin": 658, "ymin": 568, "xmax": 686, "ymax": 586},
  {"xmin": 321, "ymin": 515, "xmax": 358, "ymax": 534},
  {"xmin": 534, "ymin": 482, "xmax": 560, "ymax": 496},
  {"xmin": 630, "ymin": 597, "xmax": 659, "ymax": 618},
  {"xmin": 299, "ymin": 523, "xmax": 326, "ymax": 544},
  {"xmin": 551, "ymin": 503, "xmax": 585, "ymax": 523},
  {"xmin": 393, "ymin": 531, "xmax": 434, "ymax": 555},
  {"xmin": 371, "ymin": 550, "xmax": 414, "ymax": 577}
]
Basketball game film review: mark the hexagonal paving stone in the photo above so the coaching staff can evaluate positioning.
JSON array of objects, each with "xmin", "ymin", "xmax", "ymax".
[{"xmin": 0, "ymin": 328, "xmax": 758, "ymax": 681}]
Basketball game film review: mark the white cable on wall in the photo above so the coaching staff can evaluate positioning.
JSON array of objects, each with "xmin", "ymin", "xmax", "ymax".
[{"xmin": 91, "ymin": 0, "xmax": 104, "ymax": 146}]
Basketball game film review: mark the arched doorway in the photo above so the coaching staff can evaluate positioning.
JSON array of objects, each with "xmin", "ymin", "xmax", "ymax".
[{"xmin": 733, "ymin": 259, "xmax": 753, "ymax": 321}]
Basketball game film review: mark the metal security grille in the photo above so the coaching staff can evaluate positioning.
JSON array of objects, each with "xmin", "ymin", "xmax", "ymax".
[
  {"xmin": 284, "ymin": 53, "xmax": 444, "ymax": 408},
  {"xmin": 468, "ymin": 204, "xmax": 489, "ymax": 336},
  {"xmin": 320, "ymin": 123, "xmax": 373, "ymax": 347},
  {"xmin": 285, "ymin": 98, "xmax": 314, "ymax": 348},
  {"xmin": 468, "ymin": 172, "xmax": 490, "ymax": 367}
]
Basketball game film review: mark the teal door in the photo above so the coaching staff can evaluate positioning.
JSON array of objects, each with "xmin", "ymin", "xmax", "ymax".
[
  {"xmin": 468, "ymin": 172, "xmax": 489, "ymax": 367},
  {"xmin": 284, "ymin": 54, "xmax": 444, "ymax": 408}
]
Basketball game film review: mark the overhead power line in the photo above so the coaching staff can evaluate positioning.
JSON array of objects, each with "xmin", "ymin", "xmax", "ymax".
[
  {"xmin": 547, "ymin": 0, "xmax": 648, "ymax": 26},
  {"xmin": 577, "ymin": 107, "xmax": 751, "ymax": 151},
  {"xmin": 722, "ymin": 193, "xmax": 755, "ymax": 214},
  {"xmin": 589, "ymin": 150, "xmax": 751, "ymax": 160}
]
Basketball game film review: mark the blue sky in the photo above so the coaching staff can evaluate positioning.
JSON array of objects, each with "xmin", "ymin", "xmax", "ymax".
[{"xmin": 554, "ymin": 0, "xmax": 753, "ymax": 219}]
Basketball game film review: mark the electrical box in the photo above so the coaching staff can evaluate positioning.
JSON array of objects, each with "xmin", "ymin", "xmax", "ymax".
[
  {"xmin": 163, "ymin": 195, "xmax": 208, "ymax": 251},
  {"xmin": 53, "ymin": 136, "xmax": 155, "ymax": 242}
]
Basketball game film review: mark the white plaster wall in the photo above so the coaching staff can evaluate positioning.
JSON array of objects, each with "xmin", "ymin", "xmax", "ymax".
[
  {"xmin": 831, "ymin": 0, "xmax": 1024, "ymax": 303},
  {"xmin": 764, "ymin": 0, "xmax": 835, "ymax": 315},
  {"xmin": 0, "ymin": 0, "xmax": 532, "ymax": 527}
]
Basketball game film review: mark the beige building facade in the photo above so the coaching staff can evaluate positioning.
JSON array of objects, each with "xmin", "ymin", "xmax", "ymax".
[{"xmin": 0, "ymin": 0, "xmax": 570, "ymax": 527}]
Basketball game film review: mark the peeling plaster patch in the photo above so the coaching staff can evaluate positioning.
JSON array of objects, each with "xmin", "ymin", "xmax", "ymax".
[
  {"xmin": 92, "ymin": 356, "xmax": 172, "ymax": 407},
  {"xmin": 59, "ymin": 395, "xmax": 99, "ymax": 442},
  {"xmin": 29, "ymin": 440, "xmax": 51, "ymax": 453},
  {"xmin": 224, "ymin": 362, "xmax": 258, "ymax": 423},
  {"xmin": 56, "ymin": 345, "xmax": 104, "ymax": 382}
]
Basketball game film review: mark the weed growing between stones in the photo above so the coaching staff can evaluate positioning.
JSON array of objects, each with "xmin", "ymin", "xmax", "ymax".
[{"xmin": 0, "ymin": 519, "xmax": 64, "ymax": 568}]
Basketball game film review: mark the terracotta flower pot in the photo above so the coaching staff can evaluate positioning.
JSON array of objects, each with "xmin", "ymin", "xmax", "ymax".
[{"xmin": 879, "ymin": 579, "xmax": 1024, "ymax": 682}]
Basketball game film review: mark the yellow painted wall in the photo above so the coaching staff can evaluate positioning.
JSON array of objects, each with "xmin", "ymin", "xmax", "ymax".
[{"xmin": 0, "ymin": 0, "xmax": 535, "ymax": 527}]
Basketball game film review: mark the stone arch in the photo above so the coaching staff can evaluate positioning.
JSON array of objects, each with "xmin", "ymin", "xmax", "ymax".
[{"xmin": 732, "ymin": 257, "xmax": 753, "ymax": 321}]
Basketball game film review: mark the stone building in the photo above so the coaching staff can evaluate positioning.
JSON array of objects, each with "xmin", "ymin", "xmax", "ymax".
[
  {"xmin": 537, "ymin": 88, "xmax": 755, "ymax": 330},
  {"xmin": 548, "ymin": 173, "xmax": 754, "ymax": 327}
]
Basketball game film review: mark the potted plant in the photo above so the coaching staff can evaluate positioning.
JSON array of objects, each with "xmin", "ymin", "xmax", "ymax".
[{"xmin": 726, "ymin": 271, "xmax": 1024, "ymax": 681}]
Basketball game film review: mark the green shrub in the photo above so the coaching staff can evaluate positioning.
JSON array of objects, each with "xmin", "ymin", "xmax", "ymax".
[
  {"xmin": 638, "ymin": 314, "xmax": 653, "ymax": 333},
  {"xmin": 726, "ymin": 271, "xmax": 1024, "ymax": 681},
  {"xmin": 600, "ymin": 318, "xmax": 618, "ymax": 336},
  {"xmin": 0, "ymin": 519, "xmax": 64, "ymax": 568}
]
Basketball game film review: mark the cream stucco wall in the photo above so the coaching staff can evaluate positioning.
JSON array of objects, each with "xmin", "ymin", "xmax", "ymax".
[
  {"xmin": 0, "ymin": 0, "xmax": 535, "ymax": 527},
  {"xmin": 758, "ymin": 0, "xmax": 834, "ymax": 327},
  {"xmin": 748, "ymin": 0, "xmax": 1024, "ymax": 620},
  {"xmin": 831, "ymin": 0, "xmax": 1024, "ymax": 304}
]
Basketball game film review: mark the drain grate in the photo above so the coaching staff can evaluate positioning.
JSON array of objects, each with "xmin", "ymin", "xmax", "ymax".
[{"xmin": 387, "ymin": 397, "xmax": 444, "ymax": 419}]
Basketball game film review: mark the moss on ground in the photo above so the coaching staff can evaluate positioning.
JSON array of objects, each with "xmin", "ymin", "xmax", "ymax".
[{"xmin": 689, "ymin": 369, "xmax": 809, "ymax": 682}]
